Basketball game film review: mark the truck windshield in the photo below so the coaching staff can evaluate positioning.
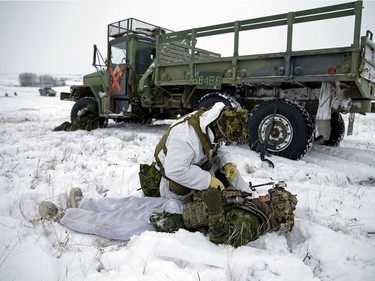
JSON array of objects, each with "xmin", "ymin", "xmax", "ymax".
[{"xmin": 110, "ymin": 37, "xmax": 126, "ymax": 65}]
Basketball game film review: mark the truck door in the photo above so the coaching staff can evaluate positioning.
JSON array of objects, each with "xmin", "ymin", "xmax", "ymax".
[
  {"xmin": 109, "ymin": 37, "xmax": 127, "ymax": 96},
  {"xmin": 108, "ymin": 36, "xmax": 130, "ymax": 115}
]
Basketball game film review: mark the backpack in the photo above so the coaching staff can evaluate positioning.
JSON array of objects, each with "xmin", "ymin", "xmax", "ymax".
[{"xmin": 138, "ymin": 163, "xmax": 161, "ymax": 197}]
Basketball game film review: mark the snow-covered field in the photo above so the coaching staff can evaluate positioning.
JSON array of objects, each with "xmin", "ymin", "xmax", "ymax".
[{"xmin": 0, "ymin": 73, "xmax": 374, "ymax": 281}]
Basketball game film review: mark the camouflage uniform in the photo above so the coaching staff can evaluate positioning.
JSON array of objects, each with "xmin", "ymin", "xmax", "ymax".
[{"xmin": 150, "ymin": 186, "xmax": 298, "ymax": 248}]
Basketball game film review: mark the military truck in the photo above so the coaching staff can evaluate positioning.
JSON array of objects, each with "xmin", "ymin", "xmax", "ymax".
[{"xmin": 61, "ymin": 0, "xmax": 375, "ymax": 160}]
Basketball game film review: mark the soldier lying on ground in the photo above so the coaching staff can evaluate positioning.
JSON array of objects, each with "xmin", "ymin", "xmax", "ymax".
[
  {"xmin": 38, "ymin": 183, "xmax": 297, "ymax": 248},
  {"xmin": 150, "ymin": 182, "xmax": 297, "ymax": 247}
]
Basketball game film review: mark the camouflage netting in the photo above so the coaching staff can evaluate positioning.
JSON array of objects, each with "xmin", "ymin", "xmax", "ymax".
[
  {"xmin": 54, "ymin": 104, "xmax": 101, "ymax": 131},
  {"xmin": 216, "ymin": 108, "xmax": 249, "ymax": 143}
]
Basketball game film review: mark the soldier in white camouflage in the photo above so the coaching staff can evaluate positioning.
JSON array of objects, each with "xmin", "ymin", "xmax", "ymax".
[
  {"xmin": 151, "ymin": 102, "xmax": 251, "ymax": 199},
  {"xmin": 146, "ymin": 102, "xmax": 255, "ymax": 241}
]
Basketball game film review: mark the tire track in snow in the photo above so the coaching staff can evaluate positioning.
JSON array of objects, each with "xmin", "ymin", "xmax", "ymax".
[{"xmin": 304, "ymin": 144, "xmax": 375, "ymax": 183}]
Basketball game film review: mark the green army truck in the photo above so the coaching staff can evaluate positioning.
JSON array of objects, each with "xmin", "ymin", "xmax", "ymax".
[{"xmin": 61, "ymin": 0, "xmax": 375, "ymax": 160}]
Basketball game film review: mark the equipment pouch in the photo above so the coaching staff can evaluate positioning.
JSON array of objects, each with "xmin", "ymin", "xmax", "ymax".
[
  {"xmin": 169, "ymin": 180, "xmax": 191, "ymax": 195},
  {"xmin": 139, "ymin": 163, "xmax": 161, "ymax": 197},
  {"xmin": 222, "ymin": 188, "xmax": 246, "ymax": 205}
]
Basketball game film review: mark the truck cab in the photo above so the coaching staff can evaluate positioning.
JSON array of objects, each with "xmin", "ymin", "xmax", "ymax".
[
  {"xmin": 100, "ymin": 19, "xmax": 172, "ymax": 121},
  {"xmin": 64, "ymin": 18, "xmax": 171, "ymax": 123}
]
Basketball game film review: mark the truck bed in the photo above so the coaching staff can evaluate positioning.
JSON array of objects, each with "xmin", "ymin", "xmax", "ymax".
[{"xmin": 153, "ymin": 1, "xmax": 375, "ymax": 101}]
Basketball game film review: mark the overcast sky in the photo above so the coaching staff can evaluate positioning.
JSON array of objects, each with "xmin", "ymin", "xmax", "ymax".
[{"xmin": 0, "ymin": 0, "xmax": 374, "ymax": 75}]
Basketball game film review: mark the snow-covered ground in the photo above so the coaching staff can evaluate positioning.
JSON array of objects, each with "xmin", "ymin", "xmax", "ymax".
[{"xmin": 0, "ymin": 73, "xmax": 374, "ymax": 281}]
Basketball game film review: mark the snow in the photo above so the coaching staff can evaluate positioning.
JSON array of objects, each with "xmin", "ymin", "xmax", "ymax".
[{"xmin": 0, "ymin": 73, "xmax": 374, "ymax": 281}]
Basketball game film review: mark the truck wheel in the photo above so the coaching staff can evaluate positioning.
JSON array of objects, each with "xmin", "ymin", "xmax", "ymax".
[
  {"xmin": 195, "ymin": 92, "xmax": 241, "ymax": 110},
  {"xmin": 71, "ymin": 97, "xmax": 98, "ymax": 121},
  {"xmin": 324, "ymin": 112, "xmax": 345, "ymax": 147},
  {"xmin": 249, "ymin": 99, "xmax": 314, "ymax": 160},
  {"xmin": 70, "ymin": 97, "xmax": 107, "ymax": 127}
]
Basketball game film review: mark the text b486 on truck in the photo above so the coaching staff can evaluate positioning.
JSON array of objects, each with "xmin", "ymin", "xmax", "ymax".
[{"xmin": 61, "ymin": 0, "xmax": 375, "ymax": 160}]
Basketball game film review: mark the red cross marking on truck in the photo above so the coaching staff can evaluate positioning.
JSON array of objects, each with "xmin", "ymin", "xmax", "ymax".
[{"xmin": 109, "ymin": 65, "xmax": 124, "ymax": 93}]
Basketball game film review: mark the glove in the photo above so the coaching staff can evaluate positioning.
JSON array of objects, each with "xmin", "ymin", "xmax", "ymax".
[
  {"xmin": 210, "ymin": 176, "xmax": 225, "ymax": 191},
  {"xmin": 223, "ymin": 163, "xmax": 238, "ymax": 181}
]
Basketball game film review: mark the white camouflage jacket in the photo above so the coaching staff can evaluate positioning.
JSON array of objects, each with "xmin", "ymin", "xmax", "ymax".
[{"xmin": 155, "ymin": 102, "xmax": 248, "ymax": 199}]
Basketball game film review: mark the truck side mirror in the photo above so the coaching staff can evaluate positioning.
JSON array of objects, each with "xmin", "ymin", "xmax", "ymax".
[
  {"xmin": 93, "ymin": 44, "xmax": 98, "ymax": 66},
  {"xmin": 366, "ymin": 30, "xmax": 373, "ymax": 41}
]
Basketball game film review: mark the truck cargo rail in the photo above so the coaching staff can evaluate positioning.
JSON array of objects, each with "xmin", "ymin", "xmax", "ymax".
[{"xmin": 154, "ymin": 0, "xmax": 375, "ymax": 93}]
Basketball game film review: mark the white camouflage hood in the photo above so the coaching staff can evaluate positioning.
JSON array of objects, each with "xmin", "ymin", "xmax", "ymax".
[{"xmin": 198, "ymin": 102, "xmax": 225, "ymax": 133}]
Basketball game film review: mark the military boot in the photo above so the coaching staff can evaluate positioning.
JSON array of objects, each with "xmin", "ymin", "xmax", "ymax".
[
  {"xmin": 150, "ymin": 211, "xmax": 185, "ymax": 233},
  {"xmin": 67, "ymin": 188, "xmax": 83, "ymax": 208},
  {"xmin": 38, "ymin": 201, "xmax": 64, "ymax": 221}
]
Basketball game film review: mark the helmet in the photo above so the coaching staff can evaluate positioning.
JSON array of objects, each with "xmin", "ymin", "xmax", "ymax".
[
  {"xmin": 268, "ymin": 186, "xmax": 298, "ymax": 231},
  {"xmin": 215, "ymin": 107, "xmax": 249, "ymax": 143}
]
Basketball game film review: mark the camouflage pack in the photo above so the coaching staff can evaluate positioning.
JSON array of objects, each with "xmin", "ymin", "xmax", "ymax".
[{"xmin": 138, "ymin": 163, "xmax": 161, "ymax": 197}]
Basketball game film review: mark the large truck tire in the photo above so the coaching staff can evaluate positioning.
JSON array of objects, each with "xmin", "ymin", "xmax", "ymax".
[
  {"xmin": 249, "ymin": 99, "xmax": 314, "ymax": 160},
  {"xmin": 195, "ymin": 92, "xmax": 241, "ymax": 110},
  {"xmin": 70, "ymin": 97, "xmax": 107, "ymax": 127},
  {"xmin": 71, "ymin": 97, "xmax": 98, "ymax": 122},
  {"xmin": 324, "ymin": 112, "xmax": 345, "ymax": 147}
]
